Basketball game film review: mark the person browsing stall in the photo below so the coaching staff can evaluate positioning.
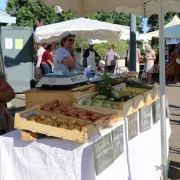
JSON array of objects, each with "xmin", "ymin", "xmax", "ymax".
[
  {"xmin": 54, "ymin": 34, "xmax": 77, "ymax": 72},
  {"xmin": 83, "ymin": 40, "xmax": 101, "ymax": 70},
  {"xmin": 40, "ymin": 44, "xmax": 54, "ymax": 74},
  {"xmin": 0, "ymin": 72, "xmax": 15, "ymax": 134},
  {"xmin": 145, "ymin": 45, "xmax": 156, "ymax": 85},
  {"xmin": 105, "ymin": 45, "xmax": 120, "ymax": 72}
]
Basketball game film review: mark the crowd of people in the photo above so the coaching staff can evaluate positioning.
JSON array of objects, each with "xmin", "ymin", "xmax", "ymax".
[{"xmin": 35, "ymin": 33, "xmax": 180, "ymax": 85}]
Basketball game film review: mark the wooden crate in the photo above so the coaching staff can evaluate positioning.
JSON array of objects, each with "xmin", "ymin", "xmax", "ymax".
[
  {"xmin": 74, "ymin": 86, "xmax": 160, "ymax": 117},
  {"xmin": 24, "ymin": 84, "xmax": 97, "ymax": 109},
  {"xmin": 14, "ymin": 102, "xmax": 119, "ymax": 143}
]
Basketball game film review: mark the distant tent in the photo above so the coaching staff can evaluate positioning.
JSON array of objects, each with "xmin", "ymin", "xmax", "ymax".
[{"xmin": 0, "ymin": 10, "xmax": 16, "ymax": 25}]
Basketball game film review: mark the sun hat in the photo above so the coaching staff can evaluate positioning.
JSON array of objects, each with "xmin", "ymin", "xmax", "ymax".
[
  {"xmin": 60, "ymin": 32, "xmax": 76, "ymax": 46},
  {"xmin": 88, "ymin": 39, "xmax": 94, "ymax": 45}
]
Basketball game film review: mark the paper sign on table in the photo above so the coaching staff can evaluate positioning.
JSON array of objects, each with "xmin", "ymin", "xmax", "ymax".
[
  {"xmin": 139, "ymin": 105, "xmax": 151, "ymax": 133},
  {"xmin": 127, "ymin": 112, "xmax": 138, "ymax": 140},
  {"xmin": 93, "ymin": 133, "xmax": 114, "ymax": 175},
  {"xmin": 5, "ymin": 38, "xmax": 13, "ymax": 49},
  {"xmin": 111, "ymin": 125, "xmax": 124, "ymax": 160},
  {"xmin": 152, "ymin": 99, "xmax": 160, "ymax": 124},
  {"xmin": 15, "ymin": 38, "xmax": 23, "ymax": 50}
]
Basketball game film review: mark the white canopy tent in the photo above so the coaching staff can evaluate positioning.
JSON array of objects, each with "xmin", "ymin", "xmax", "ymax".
[
  {"xmin": 138, "ymin": 15, "xmax": 180, "ymax": 41},
  {"xmin": 34, "ymin": 18, "xmax": 127, "ymax": 43},
  {"xmin": 41, "ymin": 0, "xmax": 180, "ymax": 179}
]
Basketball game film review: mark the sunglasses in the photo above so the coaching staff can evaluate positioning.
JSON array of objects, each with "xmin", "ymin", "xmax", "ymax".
[{"xmin": 67, "ymin": 39, "xmax": 75, "ymax": 42}]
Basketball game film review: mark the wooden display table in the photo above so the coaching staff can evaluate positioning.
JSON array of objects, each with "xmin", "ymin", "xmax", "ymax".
[{"xmin": 24, "ymin": 84, "xmax": 96, "ymax": 109}]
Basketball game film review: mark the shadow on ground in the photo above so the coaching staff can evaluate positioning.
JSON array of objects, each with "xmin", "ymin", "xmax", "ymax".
[{"xmin": 169, "ymin": 160, "xmax": 180, "ymax": 180}]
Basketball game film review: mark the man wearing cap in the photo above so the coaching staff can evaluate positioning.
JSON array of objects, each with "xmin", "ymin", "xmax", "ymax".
[{"xmin": 83, "ymin": 40, "xmax": 101, "ymax": 70}]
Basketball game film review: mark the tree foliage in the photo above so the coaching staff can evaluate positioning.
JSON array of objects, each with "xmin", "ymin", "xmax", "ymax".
[
  {"xmin": 88, "ymin": 11, "xmax": 142, "ymax": 32},
  {"xmin": 6, "ymin": 0, "xmax": 77, "ymax": 28},
  {"xmin": 147, "ymin": 12, "xmax": 180, "ymax": 32}
]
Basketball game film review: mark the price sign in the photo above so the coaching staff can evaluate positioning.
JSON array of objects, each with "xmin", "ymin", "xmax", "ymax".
[
  {"xmin": 139, "ymin": 105, "xmax": 152, "ymax": 133},
  {"xmin": 127, "ymin": 112, "xmax": 138, "ymax": 140},
  {"xmin": 93, "ymin": 133, "xmax": 114, "ymax": 175},
  {"xmin": 152, "ymin": 99, "xmax": 160, "ymax": 124},
  {"xmin": 111, "ymin": 125, "xmax": 124, "ymax": 160}
]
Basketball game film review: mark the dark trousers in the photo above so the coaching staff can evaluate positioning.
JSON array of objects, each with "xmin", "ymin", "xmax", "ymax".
[{"xmin": 40, "ymin": 64, "xmax": 51, "ymax": 74}]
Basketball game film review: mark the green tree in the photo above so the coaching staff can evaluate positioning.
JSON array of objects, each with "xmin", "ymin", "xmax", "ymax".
[
  {"xmin": 147, "ymin": 12, "xmax": 180, "ymax": 32},
  {"xmin": 6, "ymin": 0, "xmax": 77, "ymax": 28}
]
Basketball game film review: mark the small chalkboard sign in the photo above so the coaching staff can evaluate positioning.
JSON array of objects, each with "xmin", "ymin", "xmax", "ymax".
[
  {"xmin": 153, "ymin": 99, "xmax": 160, "ymax": 124},
  {"xmin": 127, "ymin": 113, "xmax": 138, "ymax": 140},
  {"xmin": 139, "ymin": 105, "xmax": 152, "ymax": 133},
  {"xmin": 93, "ymin": 133, "xmax": 114, "ymax": 175},
  {"xmin": 111, "ymin": 125, "xmax": 124, "ymax": 160}
]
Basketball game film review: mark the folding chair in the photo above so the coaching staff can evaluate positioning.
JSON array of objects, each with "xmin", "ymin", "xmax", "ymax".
[{"xmin": 139, "ymin": 63, "xmax": 146, "ymax": 80}]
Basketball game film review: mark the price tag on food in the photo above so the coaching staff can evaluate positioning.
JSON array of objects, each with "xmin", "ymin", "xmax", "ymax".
[
  {"xmin": 139, "ymin": 105, "xmax": 152, "ymax": 133},
  {"xmin": 93, "ymin": 133, "xmax": 114, "ymax": 175},
  {"xmin": 127, "ymin": 112, "xmax": 138, "ymax": 140},
  {"xmin": 152, "ymin": 99, "xmax": 160, "ymax": 124},
  {"xmin": 111, "ymin": 125, "xmax": 124, "ymax": 160}
]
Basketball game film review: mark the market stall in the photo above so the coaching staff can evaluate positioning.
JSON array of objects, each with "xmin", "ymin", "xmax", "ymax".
[{"xmin": 0, "ymin": 70, "xmax": 171, "ymax": 180}]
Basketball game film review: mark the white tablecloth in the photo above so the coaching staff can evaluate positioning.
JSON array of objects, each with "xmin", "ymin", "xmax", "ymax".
[{"xmin": 0, "ymin": 115, "xmax": 171, "ymax": 180}]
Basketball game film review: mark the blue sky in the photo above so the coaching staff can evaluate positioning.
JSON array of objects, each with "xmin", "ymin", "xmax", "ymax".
[
  {"xmin": 0, "ymin": 0, "xmax": 149, "ymax": 32},
  {"xmin": 0, "ymin": 0, "xmax": 7, "ymax": 11}
]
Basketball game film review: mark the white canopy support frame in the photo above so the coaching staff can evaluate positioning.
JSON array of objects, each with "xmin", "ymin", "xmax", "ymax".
[{"xmin": 159, "ymin": 0, "xmax": 168, "ymax": 179}]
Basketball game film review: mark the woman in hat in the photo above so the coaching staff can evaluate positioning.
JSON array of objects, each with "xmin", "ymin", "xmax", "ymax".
[{"xmin": 54, "ymin": 34, "xmax": 77, "ymax": 72}]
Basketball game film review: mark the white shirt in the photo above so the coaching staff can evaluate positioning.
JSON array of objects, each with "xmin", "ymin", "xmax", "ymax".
[{"xmin": 36, "ymin": 47, "xmax": 45, "ymax": 68}]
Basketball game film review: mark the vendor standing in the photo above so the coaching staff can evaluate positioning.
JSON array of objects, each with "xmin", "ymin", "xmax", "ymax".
[
  {"xmin": 83, "ymin": 40, "xmax": 101, "ymax": 70},
  {"xmin": 40, "ymin": 44, "xmax": 54, "ymax": 74},
  {"xmin": 54, "ymin": 34, "xmax": 77, "ymax": 72}
]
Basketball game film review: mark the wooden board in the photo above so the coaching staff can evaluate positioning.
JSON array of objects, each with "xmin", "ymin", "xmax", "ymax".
[
  {"xmin": 15, "ymin": 101, "xmax": 119, "ymax": 143},
  {"xmin": 74, "ymin": 86, "xmax": 160, "ymax": 117},
  {"xmin": 21, "ymin": 130, "xmax": 44, "ymax": 141},
  {"xmin": 24, "ymin": 84, "xmax": 97, "ymax": 109}
]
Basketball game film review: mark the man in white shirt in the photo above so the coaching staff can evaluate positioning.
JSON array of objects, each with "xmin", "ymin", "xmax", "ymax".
[{"xmin": 36, "ymin": 43, "xmax": 45, "ymax": 80}]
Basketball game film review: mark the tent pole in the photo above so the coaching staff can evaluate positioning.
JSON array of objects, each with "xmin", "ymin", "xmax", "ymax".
[{"xmin": 159, "ymin": 0, "xmax": 168, "ymax": 179}]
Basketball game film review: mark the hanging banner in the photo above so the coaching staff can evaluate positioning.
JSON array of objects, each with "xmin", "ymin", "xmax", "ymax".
[
  {"xmin": 111, "ymin": 125, "xmax": 124, "ymax": 160},
  {"xmin": 93, "ymin": 133, "xmax": 114, "ymax": 175},
  {"xmin": 127, "ymin": 112, "xmax": 138, "ymax": 140}
]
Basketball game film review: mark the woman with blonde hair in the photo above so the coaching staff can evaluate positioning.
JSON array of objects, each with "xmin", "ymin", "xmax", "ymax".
[{"xmin": 145, "ymin": 45, "xmax": 156, "ymax": 85}]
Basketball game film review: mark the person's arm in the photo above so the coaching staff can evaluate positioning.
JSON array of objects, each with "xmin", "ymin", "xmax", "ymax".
[
  {"xmin": 46, "ymin": 55, "xmax": 54, "ymax": 67},
  {"xmin": 56, "ymin": 48, "xmax": 76, "ymax": 69},
  {"xmin": 83, "ymin": 49, "xmax": 89, "ymax": 58},
  {"xmin": 170, "ymin": 49, "xmax": 176, "ymax": 62},
  {"xmin": 94, "ymin": 50, "xmax": 101, "ymax": 59},
  {"xmin": 148, "ymin": 51, "xmax": 156, "ymax": 60},
  {"xmin": 0, "ymin": 77, "xmax": 15, "ymax": 103},
  {"xmin": 3, "ymin": 107, "xmax": 12, "ymax": 132}
]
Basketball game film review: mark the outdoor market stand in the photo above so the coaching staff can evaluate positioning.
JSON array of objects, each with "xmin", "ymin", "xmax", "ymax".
[{"xmin": 0, "ymin": 81, "xmax": 171, "ymax": 180}]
